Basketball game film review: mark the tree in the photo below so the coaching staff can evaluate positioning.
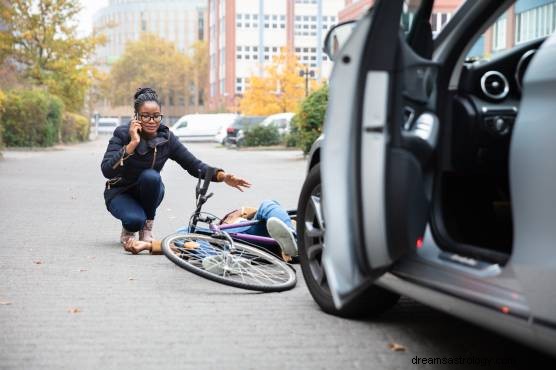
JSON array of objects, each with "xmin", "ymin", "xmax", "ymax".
[
  {"xmin": 106, "ymin": 33, "xmax": 192, "ymax": 110},
  {"xmin": 240, "ymin": 51, "xmax": 306, "ymax": 115},
  {"xmin": 0, "ymin": 0, "xmax": 105, "ymax": 112},
  {"xmin": 189, "ymin": 41, "xmax": 209, "ymax": 112}
]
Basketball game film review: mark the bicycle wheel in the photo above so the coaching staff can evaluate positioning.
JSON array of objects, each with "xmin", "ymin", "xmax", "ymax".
[{"xmin": 162, "ymin": 232, "xmax": 297, "ymax": 292}]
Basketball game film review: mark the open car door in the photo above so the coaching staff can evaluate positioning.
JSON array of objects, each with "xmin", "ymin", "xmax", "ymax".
[{"xmin": 322, "ymin": 0, "xmax": 440, "ymax": 308}]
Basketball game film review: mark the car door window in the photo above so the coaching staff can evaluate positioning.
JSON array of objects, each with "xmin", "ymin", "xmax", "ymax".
[{"xmin": 178, "ymin": 121, "xmax": 188, "ymax": 129}]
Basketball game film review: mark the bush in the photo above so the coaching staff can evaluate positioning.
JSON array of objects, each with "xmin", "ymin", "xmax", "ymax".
[
  {"xmin": 0, "ymin": 90, "xmax": 5, "ymax": 150},
  {"xmin": 290, "ymin": 84, "xmax": 328, "ymax": 154},
  {"xmin": 61, "ymin": 112, "xmax": 89, "ymax": 143},
  {"xmin": 1, "ymin": 89, "xmax": 64, "ymax": 147},
  {"xmin": 243, "ymin": 124, "xmax": 281, "ymax": 147}
]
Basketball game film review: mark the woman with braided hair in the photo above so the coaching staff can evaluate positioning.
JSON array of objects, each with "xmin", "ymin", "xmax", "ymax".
[{"xmin": 101, "ymin": 87, "xmax": 251, "ymax": 252}]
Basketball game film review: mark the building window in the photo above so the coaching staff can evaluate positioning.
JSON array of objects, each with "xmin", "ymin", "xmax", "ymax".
[
  {"xmin": 516, "ymin": 2, "xmax": 556, "ymax": 44},
  {"xmin": 492, "ymin": 15, "xmax": 507, "ymax": 51}
]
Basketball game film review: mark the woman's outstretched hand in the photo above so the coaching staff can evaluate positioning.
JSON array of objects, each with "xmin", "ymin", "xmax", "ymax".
[{"xmin": 218, "ymin": 172, "xmax": 252, "ymax": 192}]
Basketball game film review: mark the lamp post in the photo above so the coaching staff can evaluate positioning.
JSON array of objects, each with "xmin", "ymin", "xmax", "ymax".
[{"xmin": 299, "ymin": 66, "xmax": 315, "ymax": 97}]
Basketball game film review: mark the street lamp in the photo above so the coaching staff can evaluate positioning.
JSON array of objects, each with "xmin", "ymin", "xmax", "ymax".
[{"xmin": 299, "ymin": 66, "xmax": 315, "ymax": 97}]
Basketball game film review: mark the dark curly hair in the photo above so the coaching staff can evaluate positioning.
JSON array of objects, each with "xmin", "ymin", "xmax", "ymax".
[{"xmin": 133, "ymin": 87, "xmax": 161, "ymax": 113}]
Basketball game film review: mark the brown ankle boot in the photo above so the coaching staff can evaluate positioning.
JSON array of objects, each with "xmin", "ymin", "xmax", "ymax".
[
  {"xmin": 120, "ymin": 228, "xmax": 136, "ymax": 246},
  {"xmin": 139, "ymin": 219, "xmax": 154, "ymax": 242}
]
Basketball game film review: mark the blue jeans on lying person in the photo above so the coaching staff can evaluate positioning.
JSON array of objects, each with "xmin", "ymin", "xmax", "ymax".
[{"xmin": 175, "ymin": 200, "xmax": 293, "ymax": 237}]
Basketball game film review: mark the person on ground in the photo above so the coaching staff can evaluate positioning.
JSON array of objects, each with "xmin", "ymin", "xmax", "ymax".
[
  {"xmin": 125, "ymin": 200, "xmax": 298, "ymax": 261},
  {"xmin": 101, "ymin": 87, "xmax": 251, "ymax": 252}
]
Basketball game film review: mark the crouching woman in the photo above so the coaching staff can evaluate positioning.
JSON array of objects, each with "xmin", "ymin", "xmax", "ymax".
[{"xmin": 101, "ymin": 87, "xmax": 250, "ymax": 251}]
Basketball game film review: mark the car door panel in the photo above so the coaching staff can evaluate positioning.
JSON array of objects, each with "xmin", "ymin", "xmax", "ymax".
[{"xmin": 322, "ymin": 0, "xmax": 438, "ymax": 308}]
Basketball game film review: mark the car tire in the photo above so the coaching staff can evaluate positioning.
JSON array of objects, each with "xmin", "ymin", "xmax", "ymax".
[{"xmin": 297, "ymin": 163, "xmax": 400, "ymax": 318}]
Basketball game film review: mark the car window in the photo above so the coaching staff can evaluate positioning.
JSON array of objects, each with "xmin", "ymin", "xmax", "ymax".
[{"xmin": 466, "ymin": 1, "xmax": 556, "ymax": 61}]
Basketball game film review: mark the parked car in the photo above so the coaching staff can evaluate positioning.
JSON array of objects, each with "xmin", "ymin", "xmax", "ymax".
[
  {"xmin": 297, "ymin": 0, "xmax": 556, "ymax": 356},
  {"xmin": 213, "ymin": 116, "xmax": 238, "ymax": 144},
  {"xmin": 170, "ymin": 114, "xmax": 238, "ymax": 142},
  {"xmin": 96, "ymin": 117, "xmax": 121, "ymax": 134},
  {"xmin": 225, "ymin": 115, "xmax": 266, "ymax": 147},
  {"xmin": 260, "ymin": 112, "xmax": 295, "ymax": 135}
]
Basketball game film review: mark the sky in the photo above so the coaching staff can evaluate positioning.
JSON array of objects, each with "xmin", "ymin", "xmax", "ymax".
[{"xmin": 77, "ymin": 0, "xmax": 109, "ymax": 36}]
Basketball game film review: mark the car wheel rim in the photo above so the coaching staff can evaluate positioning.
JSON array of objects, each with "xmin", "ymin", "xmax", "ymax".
[{"xmin": 303, "ymin": 184, "xmax": 329, "ymax": 293}]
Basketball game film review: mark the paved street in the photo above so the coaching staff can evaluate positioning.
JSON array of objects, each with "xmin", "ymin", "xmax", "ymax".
[{"xmin": 0, "ymin": 138, "xmax": 549, "ymax": 369}]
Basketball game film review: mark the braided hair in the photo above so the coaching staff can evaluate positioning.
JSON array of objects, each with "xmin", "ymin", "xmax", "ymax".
[{"xmin": 133, "ymin": 87, "xmax": 161, "ymax": 113}]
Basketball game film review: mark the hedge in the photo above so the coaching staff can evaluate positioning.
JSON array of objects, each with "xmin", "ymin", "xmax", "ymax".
[
  {"xmin": 1, "ymin": 89, "xmax": 64, "ymax": 147},
  {"xmin": 0, "ymin": 90, "xmax": 5, "ymax": 150},
  {"xmin": 290, "ymin": 84, "xmax": 328, "ymax": 154},
  {"xmin": 61, "ymin": 112, "xmax": 89, "ymax": 143},
  {"xmin": 243, "ymin": 124, "xmax": 281, "ymax": 147}
]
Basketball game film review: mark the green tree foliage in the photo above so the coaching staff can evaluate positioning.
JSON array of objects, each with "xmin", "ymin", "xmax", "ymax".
[
  {"xmin": 0, "ymin": 89, "xmax": 5, "ymax": 149},
  {"xmin": 107, "ymin": 34, "xmax": 206, "ymax": 110},
  {"xmin": 61, "ymin": 112, "xmax": 89, "ymax": 143},
  {"xmin": 243, "ymin": 125, "xmax": 281, "ymax": 147},
  {"xmin": 0, "ymin": 0, "xmax": 104, "ymax": 112},
  {"xmin": 290, "ymin": 84, "xmax": 328, "ymax": 154},
  {"xmin": 1, "ymin": 89, "xmax": 64, "ymax": 147}
]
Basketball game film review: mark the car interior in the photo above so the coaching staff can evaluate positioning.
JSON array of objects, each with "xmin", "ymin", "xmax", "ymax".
[{"xmin": 423, "ymin": 1, "xmax": 546, "ymax": 265}]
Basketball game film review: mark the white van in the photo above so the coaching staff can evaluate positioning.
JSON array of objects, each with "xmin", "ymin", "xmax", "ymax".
[
  {"xmin": 96, "ymin": 117, "xmax": 121, "ymax": 134},
  {"xmin": 170, "ymin": 114, "xmax": 238, "ymax": 142}
]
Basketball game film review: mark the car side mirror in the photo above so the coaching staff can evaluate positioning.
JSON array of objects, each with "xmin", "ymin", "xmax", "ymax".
[{"xmin": 323, "ymin": 20, "xmax": 357, "ymax": 61}]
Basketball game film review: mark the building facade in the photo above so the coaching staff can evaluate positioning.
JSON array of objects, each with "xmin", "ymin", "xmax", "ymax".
[
  {"xmin": 207, "ymin": 0, "xmax": 344, "ymax": 111},
  {"xmin": 483, "ymin": 0, "xmax": 556, "ymax": 56},
  {"xmin": 93, "ymin": 0, "xmax": 206, "ymax": 71},
  {"xmin": 92, "ymin": 0, "xmax": 207, "ymax": 121}
]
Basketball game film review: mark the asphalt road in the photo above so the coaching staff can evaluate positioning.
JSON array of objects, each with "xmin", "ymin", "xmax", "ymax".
[{"xmin": 0, "ymin": 138, "xmax": 551, "ymax": 369}]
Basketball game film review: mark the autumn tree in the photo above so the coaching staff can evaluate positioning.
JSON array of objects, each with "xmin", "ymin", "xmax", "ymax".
[
  {"xmin": 107, "ymin": 33, "xmax": 205, "ymax": 111},
  {"xmin": 188, "ymin": 41, "xmax": 209, "ymax": 112},
  {"xmin": 0, "ymin": 0, "xmax": 105, "ymax": 112},
  {"xmin": 240, "ymin": 51, "xmax": 307, "ymax": 115}
]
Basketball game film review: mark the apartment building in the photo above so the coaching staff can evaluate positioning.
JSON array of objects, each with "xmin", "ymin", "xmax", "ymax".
[{"xmin": 208, "ymin": 0, "xmax": 344, "ymax": 111}]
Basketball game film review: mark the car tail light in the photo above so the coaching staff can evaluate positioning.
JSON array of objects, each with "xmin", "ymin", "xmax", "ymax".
[
  {"xmin": 227, "ymin": 127, "xmax": 234, "ymax": 133},
  {"xmin": 416, "ymin": 238, "xmax": 424, "ymax": 249}
]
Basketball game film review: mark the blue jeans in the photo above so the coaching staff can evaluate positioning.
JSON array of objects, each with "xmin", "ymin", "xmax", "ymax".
[
  {"xmin": 108, "ymin": 169, "xmax": 165, "ymax": 232},
  {"xmin": 220, "ymin": 200, "xmax": 293, "ymax": 237},
  {"xmin": 176, "ymin": 200, "xmax": 293, "ymax": 237}
]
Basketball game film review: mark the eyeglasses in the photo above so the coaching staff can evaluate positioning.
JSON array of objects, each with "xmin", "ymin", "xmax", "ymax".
[{"xmin": 138, "ymin": 113, "xmax": 164, "ymax": 123}]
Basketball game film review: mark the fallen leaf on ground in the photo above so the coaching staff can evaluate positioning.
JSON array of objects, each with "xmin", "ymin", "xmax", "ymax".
[
  {"xmin": 388, "ymin": 342, "xmax": 406, "ymax": 352},
  {"xmin": 88, "ymin": 256, "xmax": 96, "ymax": 260},
  {"xmin": 79, "ymin": 269, "xmax": 87, "ymax": 272},
  {"xmin": 67, "ymin": 307, "xmax": 81, "ymax": 314},
  {"xmin": 0, "ymin": 301, "xmax": 13, "ymax": 305},
  {"xmin": 128, "ymin": 277, "xmax": 136, "ymax": 281},
  {"xmin": 33, "ymin": 260, "xmax": 43, "ymax": 265}
]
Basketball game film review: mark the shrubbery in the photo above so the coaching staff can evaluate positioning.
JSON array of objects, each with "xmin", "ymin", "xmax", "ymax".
[
  {"xmin": 1, "ymin": 89, "xmax": 64, "ymax": 147},
  {"xmin": 0, "ymin": 90, "xmax": 5, "ymax": 150},
  {"xmin": 61, "ymin": 112, "xmax": 89, "ymax": 143},
  {"xmin": 289, "ymin": 84, "xmax": 328, "ymax": 154},
  {"xmin": 243, "ymin": 124, "xmax": 281, "ymax": 147}
]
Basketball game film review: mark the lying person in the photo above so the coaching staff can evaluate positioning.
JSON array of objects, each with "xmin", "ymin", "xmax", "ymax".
[{"xmin": 125, "ymin": 200, "xmax": 298, "ymax": 261}]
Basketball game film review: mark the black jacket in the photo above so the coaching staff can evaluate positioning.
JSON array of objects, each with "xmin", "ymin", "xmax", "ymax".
[{"xmin": 101, "ymin": 123, "xmax": 221, "ymax": 207}]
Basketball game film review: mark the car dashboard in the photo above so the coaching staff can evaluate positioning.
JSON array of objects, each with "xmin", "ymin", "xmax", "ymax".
[{"xmin": 449, "ymin": 37, "xmax": 545, "ymax": 174}]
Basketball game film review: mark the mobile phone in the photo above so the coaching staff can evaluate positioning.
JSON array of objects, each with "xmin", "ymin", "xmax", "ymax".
[{"xmin": 134, "ymin": 113, "xmax": 142, "ymax": 132}]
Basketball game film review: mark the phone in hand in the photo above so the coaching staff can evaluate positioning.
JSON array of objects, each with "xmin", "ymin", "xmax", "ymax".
[{"xmin": 134, "ymin": 113, "xmax": 143, "ymax": 133}]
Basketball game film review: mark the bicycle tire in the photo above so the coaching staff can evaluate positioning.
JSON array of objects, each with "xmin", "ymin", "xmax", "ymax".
[{"xmin": 162, "ymin": 232, "xmax": 297, "ymax": 292}]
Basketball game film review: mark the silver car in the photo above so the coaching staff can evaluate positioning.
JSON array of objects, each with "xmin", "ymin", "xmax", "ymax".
[{"xmin": 297, "ymin": 0, "xmax": 556, "ymax": 356}]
